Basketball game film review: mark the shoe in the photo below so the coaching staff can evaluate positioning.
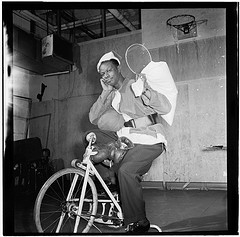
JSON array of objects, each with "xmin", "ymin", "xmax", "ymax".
[{"xmin": 125, "ymin": 218, "xmax": 150, "ymax": 234}]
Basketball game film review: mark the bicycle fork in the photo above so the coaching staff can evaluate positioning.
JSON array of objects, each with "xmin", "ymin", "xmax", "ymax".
[{"xmin": 55, "ymin": 170, "xmax": 83, "ymax": 233}]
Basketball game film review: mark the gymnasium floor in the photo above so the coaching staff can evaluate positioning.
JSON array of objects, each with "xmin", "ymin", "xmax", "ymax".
[{"xmin": 12, "ymin": 187, "xmax": 228, "ymax": 234}]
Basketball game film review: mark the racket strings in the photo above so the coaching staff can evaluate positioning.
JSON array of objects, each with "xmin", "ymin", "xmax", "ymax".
[{"xmin": 125, "ymin": 44, "xmax": 152, "ymax": 75}]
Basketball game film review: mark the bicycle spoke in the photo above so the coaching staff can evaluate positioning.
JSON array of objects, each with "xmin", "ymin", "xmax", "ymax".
[
  {"xmin": 55, "ymin": 176, "xmax": 68, "ymax": 200},
  {"xmin": 39, "ymin": 209, "xmax": 62, "ymax": 215},
  {"xmin": 34, "ymin": 168, "xmax": 98, "ymax": 233},
  {"xmin": 40, "ymin": 202, "xmax": 61, "ymax": 208},
  {"xmin": 43, "ymin": 192, "xmax": 64, "ymax": 203},
  {"xmin": 42, "ymin": 212, "xmax": 65, "ymax": 232},
  {"xmin": 58, "ymin": 214, "xmax": 72, "ymax": 232},
  {"xmin": 73, "ymin": 175, "xmax": 84, "ymax": 200}
]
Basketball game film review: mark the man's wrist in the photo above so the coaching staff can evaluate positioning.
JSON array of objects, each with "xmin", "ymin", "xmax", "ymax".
[
  {"xmin": 100, "ymin": 89, "xmax": 112, "ymax": 101},
  {"xmin": 142, "ymin": 88, "xmax": 151, "ymax": 98}
]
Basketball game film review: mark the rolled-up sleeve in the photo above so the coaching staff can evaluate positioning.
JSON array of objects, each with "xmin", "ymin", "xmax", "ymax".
[{"xmin": 89, "ymin": 90, "xmax": 114, "ymax": 125}]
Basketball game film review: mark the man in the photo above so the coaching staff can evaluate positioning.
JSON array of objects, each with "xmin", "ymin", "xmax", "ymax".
[{"xmin": 87, "ymin": 51, "xmax": 172, "ymax": 233}]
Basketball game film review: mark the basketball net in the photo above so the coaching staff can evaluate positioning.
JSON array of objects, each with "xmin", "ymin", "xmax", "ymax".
[
  {"xmin": 166, "ymin": 14, "xmax": 196, "ymax": 53},
  {"xmin": 167, "ymin": 24, "xmax": 180, "ymax": 53}
]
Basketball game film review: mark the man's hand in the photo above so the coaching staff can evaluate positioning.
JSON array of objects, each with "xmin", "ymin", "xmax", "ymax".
[
  {"xmin": 131, "ymin": 73, "xmax": 147, "ymax": 97},
  {"xmin": 137, "ymin": 73, "xmax": 147, "ymax": 85},
  {"xmin": 100, "ymin": 79, "xmax": 113, "ymax": 91}
]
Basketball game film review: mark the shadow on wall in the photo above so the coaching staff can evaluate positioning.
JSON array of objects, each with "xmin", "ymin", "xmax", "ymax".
[
  {"xmin": 87, "ymin": 56, "xmax": 102, "ymax": 94},
  {"xmin": 50, "ymin": 158, "xmax": 65, "ymax": 173}
]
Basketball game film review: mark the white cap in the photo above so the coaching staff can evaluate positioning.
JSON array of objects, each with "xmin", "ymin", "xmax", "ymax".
[{"xmin": 97, "ymin": 51, "xmax": 121, "ymax": 72}]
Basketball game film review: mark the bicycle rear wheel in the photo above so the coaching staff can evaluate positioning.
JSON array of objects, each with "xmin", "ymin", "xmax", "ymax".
[{"xmin": 34, "ymin": 168, "xmax": 98, "ymax": 233}]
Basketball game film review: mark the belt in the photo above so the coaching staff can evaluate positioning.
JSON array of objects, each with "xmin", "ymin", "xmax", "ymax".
[{"xmin": 124, "ymin": 113, "xmax": 157, "ymax": 128}]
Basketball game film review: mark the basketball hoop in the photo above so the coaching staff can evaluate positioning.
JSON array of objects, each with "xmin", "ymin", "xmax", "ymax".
[
  {"xmin": 166, "ymin": 14, "xmax": 207, "ymax": 42},
  {"xmin": 167, "ymin": 14, "xmax": 196, "ymax": 34}
]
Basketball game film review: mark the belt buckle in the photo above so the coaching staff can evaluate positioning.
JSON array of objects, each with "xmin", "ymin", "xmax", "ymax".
[
  {"xmin": 130, "ymin": 119, "xmax": 136, "ymax": 128},
  {"xmin": 148, "ymin": 113, "xmax": 157, "ymax": 125},
  {"xmin": 124, "ymin": 119, "xmax": 136, "ymax": 128}
]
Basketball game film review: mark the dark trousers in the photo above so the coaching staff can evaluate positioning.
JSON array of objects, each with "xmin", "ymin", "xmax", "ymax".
[{"xmin": 83, "ymin": 129, "xmax": 165, "ymax": 225}]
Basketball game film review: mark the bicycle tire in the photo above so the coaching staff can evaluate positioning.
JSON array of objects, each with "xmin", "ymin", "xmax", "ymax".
[{"xmin": 34, "ymin": 168, "xmax": 98, "ymax": 233}]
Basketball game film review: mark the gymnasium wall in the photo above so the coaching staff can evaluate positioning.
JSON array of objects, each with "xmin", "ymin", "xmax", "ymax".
[{"xmin": 141, "ymin": 9, "xmax": 226, "ymax": 183}]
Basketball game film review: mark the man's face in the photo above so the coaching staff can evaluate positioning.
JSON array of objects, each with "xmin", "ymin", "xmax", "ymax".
[{"xmin": 99, "ymin": 61, "xmax": 120, "ymax": 87}]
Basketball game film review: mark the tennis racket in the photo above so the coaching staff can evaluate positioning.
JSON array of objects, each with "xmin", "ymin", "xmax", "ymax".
[{"xmin": 125, "ymin": 43, "xmax": 152, "ymax": 78}]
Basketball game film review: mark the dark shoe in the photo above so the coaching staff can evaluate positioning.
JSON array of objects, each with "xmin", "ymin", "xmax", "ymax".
[{"xmin": 125, "ymin": 218, "xmax": 150, "ymax": 234}]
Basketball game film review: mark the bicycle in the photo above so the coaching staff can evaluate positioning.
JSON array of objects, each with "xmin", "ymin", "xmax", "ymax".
[{"xmin": 34, "ymin": 132, "xmax": 162, "ymax": 233}]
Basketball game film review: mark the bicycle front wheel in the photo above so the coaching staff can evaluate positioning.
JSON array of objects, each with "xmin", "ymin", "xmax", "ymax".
[{"xmin": 34, "ymin": 168, "xmax": 98, "ymax": 233}]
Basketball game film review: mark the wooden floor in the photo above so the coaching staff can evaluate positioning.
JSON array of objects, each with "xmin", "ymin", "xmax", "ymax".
[{"xmin": 9, "ymin": 187, "xmax": 231, "ymax": 235}]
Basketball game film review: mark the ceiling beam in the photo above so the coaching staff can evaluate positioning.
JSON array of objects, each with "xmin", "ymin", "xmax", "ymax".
[
  {"xmin": 55, "ymin": 9, "xmax": 137, "ymax": 32},
  {"xmin": 16, "ymin": 10, "xmax": 55, "ymax": 32},
  {"xmin": 75, "ymin": 20, "xmax": 139, "ymax": 38},
  {"xmin": 77, "ymin": 25, "xmax": 99, "ymax": 39},
  {"xmin": 107, "ymin": 9, "xmax": 136, "ymax": 31},
  {"xmin": 58, "ymin": 12, "xmax": 113, "ymax": 31},
  {"xmin": 16, "ymin": 10, "xmax": 100, "ymax": 39},
  {"xmin": 14, "ymin": 9, "xmax": 138, "ymax": 41}
]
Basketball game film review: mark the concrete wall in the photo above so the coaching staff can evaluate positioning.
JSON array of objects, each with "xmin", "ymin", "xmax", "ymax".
[
  {"xmin": 141, "ymin": 9, "xmax": 226, "ymax": 183},
  {"xmin": 12, "ymin": 66, "xmax": 40, "ymax": 140}
]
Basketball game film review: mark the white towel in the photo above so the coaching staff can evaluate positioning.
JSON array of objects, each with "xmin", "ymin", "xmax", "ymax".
[{"xmin": 139, "ymin": 61, "xmax": 178, "ymax": 126}]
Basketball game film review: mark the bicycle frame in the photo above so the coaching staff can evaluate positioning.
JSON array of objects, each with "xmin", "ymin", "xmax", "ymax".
[
  {"xmin": 34, "ymin": 134, "xmax": 162, "ymax": 233},
  {"xmin": 72, "ymin": 137, "xmax": 123, "ymax": 233}
]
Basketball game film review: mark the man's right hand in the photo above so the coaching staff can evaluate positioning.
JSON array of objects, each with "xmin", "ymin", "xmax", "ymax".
[{"xmin": 100, "ymin": 79, "xmax": 113, "ymax": 91}]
